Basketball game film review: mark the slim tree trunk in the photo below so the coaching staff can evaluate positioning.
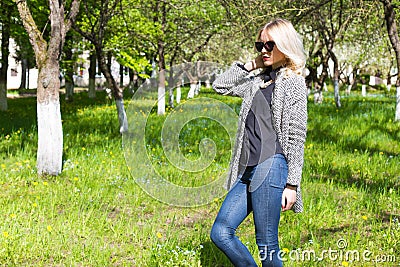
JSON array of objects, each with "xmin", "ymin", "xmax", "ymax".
[
  {"xmin": 0, "ymin": 1, "xmax": 11, "ymax": 111},
  {"xmin": 119, "ymin": 64, "xmax": 124, "ymax": 88},
  {"xmin": 19, "ymin": 58, "xmax": 28, "ymax": 90},
  {"xmin": 155, "ymin": 0, "xmax": 166, "ymax": 115},
  {"xmin": 88, "ymin": 51, "xmax": 96, "ymax": 98},
  {"xmin": 381, "ymin": 0, "xmax": 400, "ymax": 121},
  {"xmin": 330, "ymin": 51, "xmax": 341, "ymax": 108},
  {"xmin": 96, "ymin": 46, "xmax": 128, "ymax": 133}
]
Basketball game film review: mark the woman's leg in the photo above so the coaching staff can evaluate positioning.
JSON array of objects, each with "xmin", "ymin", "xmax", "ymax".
[
  {"xmin": 251, "ymin": 154, "xmax": 288, "ymax": 267},
  {"xmin": 210, "ymin": 169, "xmax": 258, "ymax": 267}
]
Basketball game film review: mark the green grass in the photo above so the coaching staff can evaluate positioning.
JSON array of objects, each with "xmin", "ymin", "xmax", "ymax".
[{"xmin": 0, "ymin": 88, "xmax": 399, "ymax": 266}]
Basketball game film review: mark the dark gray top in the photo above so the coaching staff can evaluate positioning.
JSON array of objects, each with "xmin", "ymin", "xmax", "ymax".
[{"xmin": 240, "ymin": 67, "xmax": 283, "ymax": 166}]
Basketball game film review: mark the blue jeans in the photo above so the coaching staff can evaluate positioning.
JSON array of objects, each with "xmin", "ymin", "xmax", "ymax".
[{"xmin": 210, "ymin": 154, "xmax": 288, "ymax": 267}]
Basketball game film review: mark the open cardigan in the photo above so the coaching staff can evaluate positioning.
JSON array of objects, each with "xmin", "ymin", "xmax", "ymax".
[{"xmin": 213, "ymin": 62, "xmax": 308, "ymax": 213}]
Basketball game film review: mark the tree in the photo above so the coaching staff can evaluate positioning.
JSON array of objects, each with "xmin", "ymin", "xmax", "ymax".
[
  {"xmin": 120, "ymin": 0, "xmax": 227, "ymax": 113},
  {"xmin": 380, "ymin": 0, "xmax": 400, "ymax": 121},
  {"xmin": 0, "ymin": 0, "xmax": 15, "ymax": 111},
  {"xmin": 73, "ymin": 0, "xmax": 128, "ymax": 133},
  {"xmin": 14, "ymin": 0, "xmax": 80, "ymax": 175}
]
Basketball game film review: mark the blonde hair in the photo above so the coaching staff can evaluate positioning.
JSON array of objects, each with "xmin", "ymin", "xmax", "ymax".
[{"xmin": 257, "ymin": 18, "xmax": 306, "ymax": 76}]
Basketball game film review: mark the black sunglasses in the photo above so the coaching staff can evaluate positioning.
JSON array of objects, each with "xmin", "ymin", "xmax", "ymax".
[{"xmin": 255, "ymin": 41, "xmax": 275, "ymax": 52}]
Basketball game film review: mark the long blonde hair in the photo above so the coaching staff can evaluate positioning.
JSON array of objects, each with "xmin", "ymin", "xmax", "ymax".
[{"xmin": 257, "ymin": 18, "xmax": 306, "ymax": 76}]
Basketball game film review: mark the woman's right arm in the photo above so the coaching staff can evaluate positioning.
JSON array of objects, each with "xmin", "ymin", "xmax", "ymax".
[{"xmin": 212, "ymin": 62, "xmax": 258, "ymax": 98}]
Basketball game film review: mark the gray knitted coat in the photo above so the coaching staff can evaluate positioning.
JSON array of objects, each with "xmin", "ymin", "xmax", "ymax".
[{"xmin": 213, "ymin": 63, "xmax": 308, "ymax": 213}]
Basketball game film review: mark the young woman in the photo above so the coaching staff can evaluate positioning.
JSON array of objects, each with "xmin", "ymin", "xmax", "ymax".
[{"xmin": 210, "ymin": 18, "xmax": 308, "ymax": 267}]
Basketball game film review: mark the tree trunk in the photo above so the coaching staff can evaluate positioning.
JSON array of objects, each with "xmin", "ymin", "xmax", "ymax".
[
  {"xmin": 19, "ymin": 58, "xmax": 28, "ymax": 90},
  {"xmin": 128, "ymin": 68, "xmax": 135, "ymax": 94},
  {"xmin": 96, "ymin": 46, "xmax": 128, "ymax": 133},
  {"xmin": 0, "ymin": 1, "xmax": 11, "ymax": 111},
  {"xmin": 119, "ymin": 64, "xmax": 124, "ymax": 88},
  {"xmin": 36, "ymin": 61, "xmax": 63, "ymax": 175},
  {"xmin": 155, "ymin": 0, "xmax": 166, "ymax": 115},
  {"xmin": 88, "ymin": 51, "xmax": 96, "ymax": 98},
  {"xmin": 330, "ymin": 52, "xmax": 341, "ymax": 108},
  {"xmin": 15, "ymin": 0, "xmax": 80, "ymax": 176},
  {"xmin": 396, "ymin": 87, "xmax": 400, "ymax": 121},
  {"xmin": 381, "ymin": 0, "xmax": 400, "ymax": 121}
]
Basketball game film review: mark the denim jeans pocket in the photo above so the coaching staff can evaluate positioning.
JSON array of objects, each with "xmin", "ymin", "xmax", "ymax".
[{"xmin": 269, "ymin": 161, "xmax": 288, "ymax": 189}]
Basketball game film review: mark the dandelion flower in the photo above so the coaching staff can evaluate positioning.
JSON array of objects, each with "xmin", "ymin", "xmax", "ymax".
[
  {"xmin": 74, "ymin": 177, "xmax": 79, "ymax": 181},
  {"xmin": 342, "ymin": 261, "xmax": 349, "ymax": 266},
  {"xmin": 43, "ymin": 181, "xmax": 48, "ymax": 186},
  {"xmin": 156, "ymin": 232, "xmax": 163, "ymax": 239},
  {"xmin": 10, "ymin": 214, "xmax": 16, "ymax": 218},
  {"xmin": 47, "ymin": 225, "xmax": 52, "ymax": 232},
  {"xmin": 2, "ymin": 231, "xmax": 9, "ymax": 238},
  {"xmin": 362, "ymin": 215, "xmax": 368, "ymax": 220}
]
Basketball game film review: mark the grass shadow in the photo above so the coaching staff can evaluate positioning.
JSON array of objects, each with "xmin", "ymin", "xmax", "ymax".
[{"xmin": 200, "ymin": 241, "xmax": 233, "ymax": 267}]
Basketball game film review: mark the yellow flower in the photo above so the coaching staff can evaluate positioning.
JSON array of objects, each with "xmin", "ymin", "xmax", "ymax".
[
  {"xmin": 33, "ymin": 181, "xmax": 39, "ymax": 186},
  {"xmin": 282, "ymin": 248, "xmax": 290, "ymax": 253},
  {"xmin": 0, "ymin": 164, "xmax": 5, "ymax": 169},
  {"xmin": 342, "ymin": 261, "xmax": 349, "ymax": 266},
  {"xmin": 82, "ymin": 147, "xmax": 86, "ymax": 151},
  {"xmin": 156, "ymin": 232, "xmax": 163, "ymax": 239},
  {"xmin": 43, "ymin": 181, "xmax": 48, "ymax": 186},
  {"xmin": 47, "ymin": 225, "xmax": 52, "ymax": 232},
  {"xmin": 33, "ymin": 202, "xmax": 38, "ymax": 207},
  {"xmin": 74, "ymin": 177, "xmax": 79, "ymax": 181},
  {"xmin": 2, "ymin": 231, "xmax": 9, "ymax": 238},
  {"xmin": 362, "ymin": 215, "xmax": 368, "ymax": 220},
  {"xmin": 10, "ymin": 214, "xmax": 16, "ymax": 219}
]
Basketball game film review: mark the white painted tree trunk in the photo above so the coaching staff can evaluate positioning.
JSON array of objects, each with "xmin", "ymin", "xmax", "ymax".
[
  {"xmin": 158, "ymin": 84, "xmax": 165, "ymax": 115},
  {"xmin": 187, "ymin": 83, "xmax": 196, "ymax": 99},
  {"xmin": 396, "ymin": 86, "xmax": 400, "ymax": 121},
  {"xmin": 116, "ymin": 99, "xmax": 128, "ymax": 133},
  {"xmin": 362, "ymin": 85, "xmax": 367, "ymax": 97},
  {"xmin": 176, "ymin": 85, "xmax": 181, "ymax": 104},
  {"xmin": 347, "ymin": 85, "xmax": 352, "ymax": 95},
  {"xmin": 37, "ymin": 100, "xmax": 63, "ymax": 175},
  {"xmin": 314, "ymin": 91, "xmax": 323, "ymax": 104},
  {"xmin": 195, "ymin": 81, "xmax": 201, "ymax": 95},
  {"xmin": 205, "ymin": 80, "xmax": 210, "ymax": 88}
]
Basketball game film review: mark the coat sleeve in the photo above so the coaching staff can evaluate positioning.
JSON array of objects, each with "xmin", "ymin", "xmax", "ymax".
[{"xmin": 212, "ymin": 62, "xmax": 259, "ymax": 98}]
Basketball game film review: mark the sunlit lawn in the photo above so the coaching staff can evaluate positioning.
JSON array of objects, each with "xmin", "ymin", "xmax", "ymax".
[{"xmin": 0, "ymin": 88, "xmax": 399, "ymax": 266}]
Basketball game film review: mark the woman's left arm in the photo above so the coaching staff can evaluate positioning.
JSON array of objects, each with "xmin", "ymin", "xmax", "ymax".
[{"xmin": 281, "ymin": 76, "xmax": 308, "ymax": 211}]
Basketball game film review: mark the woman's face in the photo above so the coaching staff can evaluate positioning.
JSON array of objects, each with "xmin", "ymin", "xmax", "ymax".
[{"xmin": 259, "ymin": 31, "xmax": 286, "ymax": 69}]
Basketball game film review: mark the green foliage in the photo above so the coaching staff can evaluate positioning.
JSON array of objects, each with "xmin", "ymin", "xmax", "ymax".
[{"xmin": 115, "ymin": 51, "xmax": 151, "ymax": 79}]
